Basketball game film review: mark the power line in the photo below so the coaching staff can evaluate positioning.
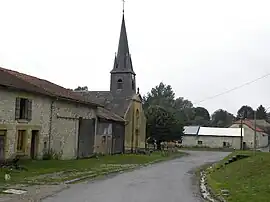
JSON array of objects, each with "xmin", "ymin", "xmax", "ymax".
[{"xmin": 194, "ymin": 72, "xmax": 270, "ymax": 105}]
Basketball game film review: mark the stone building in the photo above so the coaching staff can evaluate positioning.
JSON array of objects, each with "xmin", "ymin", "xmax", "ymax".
[
  {"xmin": 76, "ymin": 13, "xmax": 147, "ymax": 152},
  {"xmin": 182, "ymin": 126, "xmax": 243, "ymax": 149},
  {"xmin": 0, "ymin": 67, "xmax": 124, "ymax": 160},
  {"xmin": 230, "ymin": 119, "xmax": 269, "ymax": 149}
]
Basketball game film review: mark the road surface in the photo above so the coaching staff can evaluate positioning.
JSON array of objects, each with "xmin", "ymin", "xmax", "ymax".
[{"xmin": 43, "ymin": 151, "xmax": 229, "ymax": 202}]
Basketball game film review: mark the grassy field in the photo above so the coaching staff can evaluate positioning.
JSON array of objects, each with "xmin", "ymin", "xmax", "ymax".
[
  {"xmin": 0, "ymin": 151, "xmax": 184, "ymax": 186},
  {"xmin": 207, "ymin": 150, "xmax": 270, "ymax": 202}
]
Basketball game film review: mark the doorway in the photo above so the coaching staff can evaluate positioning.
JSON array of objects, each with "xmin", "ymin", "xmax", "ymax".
[
  {"xmin": 31, "ymin": 130, "xmax": 39, "ymax": 159},
  {"xmin": 0, "ymin": 130, "xmax": 6, "ymax": 161}
]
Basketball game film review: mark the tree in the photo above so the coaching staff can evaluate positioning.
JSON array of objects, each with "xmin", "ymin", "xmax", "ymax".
[
  {"xmin": 143, "ymin": 82, "xmax": 184, "ymax": 146},
  {"xmin": 256, "ymin": 105, "xmax": 267, "ymax": 119},
  {"xmin": 74, "ymin": 86, "xmax": 88, "ymax": 91},
  {"xmin": 237, "ymin": 105, "xmax": 254, "ymax": 119},
  {"xmin": 145, "ymin": 105, "xmax": 183, "ymax": 148},
  {"xmin": 190, "ymin": 107, "xmax": 210, "ymax": 126},
  {"xmin": 211, "ymin": 109, "xmax": 235, "ymax": 127},
  {"xmin": 143, "ymin": 82, "xmax": 175, "ymax": 110},
  {"xmin": 174, "ymin": 97, "xmax": 193, "ymax": 110}
]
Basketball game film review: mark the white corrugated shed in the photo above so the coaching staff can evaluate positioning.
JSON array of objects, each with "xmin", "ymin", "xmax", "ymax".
[{"xmin": 198, "ymin": 127, "xmax": 243, "ymax": 137}]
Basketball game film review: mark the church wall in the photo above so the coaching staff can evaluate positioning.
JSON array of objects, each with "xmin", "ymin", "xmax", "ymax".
[{"xmin": 123, "ymin": 99, "xmax": 146, "ymax": 151}]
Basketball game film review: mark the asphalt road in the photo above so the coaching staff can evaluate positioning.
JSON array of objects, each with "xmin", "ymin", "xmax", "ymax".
[{"xmin": 43, "ymin": 151, "xmax": 229, "ymax": 202}]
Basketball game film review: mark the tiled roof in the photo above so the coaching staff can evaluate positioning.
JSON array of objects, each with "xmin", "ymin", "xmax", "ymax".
[
  {"xmin": 233, "ymin": 119, "xmax": 265, "ymax": 133},
  {"xmin": 0, "ymin": 67, "xmax": 102, "ymax": 107}
]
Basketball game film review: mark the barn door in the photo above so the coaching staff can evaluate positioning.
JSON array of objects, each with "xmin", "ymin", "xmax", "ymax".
[
  {"xmin": 112, "ymin": 123, "xmax": 125, "ymax": 154},
  {"xmin": 77, "ymin": 118, "xmax": 95, "ymax": 158}
]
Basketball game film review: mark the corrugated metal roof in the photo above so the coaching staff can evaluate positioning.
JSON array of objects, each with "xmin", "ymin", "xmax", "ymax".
[
  {"xmin": 198, "ymin": 127, "xmax": 243, "ymax": 137},
  {"xmin": 184, "ymin": 126, "xmax": 200, "ymax": 135}
]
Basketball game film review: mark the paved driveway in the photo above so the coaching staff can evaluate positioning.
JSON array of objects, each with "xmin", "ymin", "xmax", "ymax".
[{"xmin": 43, "ymin": 151, "xmax": 229, "ymax": 202}]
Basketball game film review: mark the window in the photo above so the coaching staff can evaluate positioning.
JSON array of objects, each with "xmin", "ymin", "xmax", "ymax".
[
  {"xmin": 197, "ymin": 140, "xmax": 202, "ymax": 145},
  {"xmin": 117, "ymin": 79, "xmax": 123, "ymax": 89},
  {"xmin": 15, "ymin": 98, "xmax": 32, "ymax": 120},
  {"xmin": 17, "ymin": 130, "xmax": 26, "ymax": 152}
]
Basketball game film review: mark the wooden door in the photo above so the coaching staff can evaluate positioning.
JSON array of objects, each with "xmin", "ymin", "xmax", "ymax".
[
  {"xmin": 77, "ymin": 118, "xmax": 95, "ymax": 158},
  {"xmin": 0, "ymin": 132, "xmax": 5, "ymax": 161},
  {"xmin": 30, "ymin": 130, "xmax": 39, "ymax": 159}
]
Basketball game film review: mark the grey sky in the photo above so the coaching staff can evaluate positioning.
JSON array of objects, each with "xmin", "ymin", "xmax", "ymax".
[{"xmin": 0, "ymin": 0, "xmax": 270, "ymax": 115}]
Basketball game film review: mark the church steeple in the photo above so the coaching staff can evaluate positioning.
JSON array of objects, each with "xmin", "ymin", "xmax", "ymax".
[
  {"xmin": 111, "ymin": 13, "xmax": 135, "ymax": 74},
  {"xmin": 110, "ymin": 10, "xmax": 136, "ymax": 98}
]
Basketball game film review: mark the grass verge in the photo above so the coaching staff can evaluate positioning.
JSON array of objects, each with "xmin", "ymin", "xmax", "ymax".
[
  {"xmin": 207, "ymin": 150, "xmax": 270, "ymax": 202},
  {"xmin": 0, "ymin": 151, "xmax": 185, "ymax": 187}
]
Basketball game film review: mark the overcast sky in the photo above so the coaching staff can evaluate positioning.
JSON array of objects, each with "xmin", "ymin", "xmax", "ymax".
[{"xmin": 0, "ymin": 0, "xmax": 270, "ymax": 115}]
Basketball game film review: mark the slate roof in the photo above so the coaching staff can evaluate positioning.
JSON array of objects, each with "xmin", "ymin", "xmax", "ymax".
[
  {"xmin": 97, "ymin": 107, "xmax": 125, "ymax": 122},
  {"xmin": 75, "ymin": 91, "xmax": 132, "ymax": 117},
  {"xmin": 110, "ymin": 14, "xmax": 135, "ymax": 75}
]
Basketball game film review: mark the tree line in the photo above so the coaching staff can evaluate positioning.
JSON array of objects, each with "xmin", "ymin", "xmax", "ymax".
[{"xmin": 143, "ymin": 82, "xmax": 270, "ymax": 144}]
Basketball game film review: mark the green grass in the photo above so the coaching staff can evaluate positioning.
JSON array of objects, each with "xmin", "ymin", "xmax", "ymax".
[
  {"xmin": 0, "ymin": 151, "xmax": 184, "ymax": 186},
  {"xmin": 207, "ymin": 151, "xmax": 270, "ymax": 202}
]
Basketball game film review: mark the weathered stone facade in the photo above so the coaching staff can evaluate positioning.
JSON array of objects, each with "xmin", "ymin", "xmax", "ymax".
[
  {"xmin": 230, "ymin": 123, "xmax": 268, "ymax": 148},
  {"xmin": 124, "ymin": 95, "xmax": 146, "ymax": 151},
  {"xmin": 182, "ymin": 135, "xmax": 241, "ymax": 149},
  {"xmin": 0, "ymin": 88, "xmax": 96, "ymax": 160},
  {"xmin": 0, "ymin": 88, "xmax": 51, "ymax": 159}
]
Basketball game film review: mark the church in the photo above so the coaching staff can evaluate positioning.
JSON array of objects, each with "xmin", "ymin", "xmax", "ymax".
[{"xmin": 77, "ymin": 12, "xmax": 147, "ymax": 152}]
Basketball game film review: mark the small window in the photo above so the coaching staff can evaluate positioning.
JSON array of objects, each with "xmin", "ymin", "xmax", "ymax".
[
  {"xmin": 197, "ymin": 140, "xmax": 202, "ymax": 145},
  {"xmin": 15, "ymin": 98, "xmax": 32, "ymax": 120},
  {"xmin": 117, "ymin": 79, "xmax": 123, "ymax": 89},
  {"xmin": 17, "ymin": 130, "xmax": 27, "ymax": 152}
]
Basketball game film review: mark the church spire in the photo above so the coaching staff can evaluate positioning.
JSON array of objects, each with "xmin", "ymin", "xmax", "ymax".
[
  {"xmin": 111, "ymin": 5, "xmax": 135, "ymax": 74},
  {"xmin": 110, "ymin": 2, "xmax": 136, "ymax": 98}
]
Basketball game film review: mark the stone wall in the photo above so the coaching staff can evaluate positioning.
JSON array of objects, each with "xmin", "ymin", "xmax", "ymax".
[
  {"xmin": 182, "ymin": 135, "xmax": 241, "ymax": 149},
  {"xmin": 0, "ymin": 88, "xmax": 51, "ymax": 159},
  {"xmin": 230, "ymin": 123, "xmax": 268, "ymax": 148},
  {"xmin": 0, "ymin": 88, "xmax": 97, "ymax": 160},
  {"xmin": 124, "ymin": 96, "xmax": 146, "ymax": 151},
  {"xmin": 50, "ymin": 100, "xmax": 96, "ymax": 159}
]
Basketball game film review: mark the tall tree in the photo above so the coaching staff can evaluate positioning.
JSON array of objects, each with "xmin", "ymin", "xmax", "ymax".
[
  {"xmin": 237, "ymin": 105, "xmax": 254, "ymax": 119},
  {"xmin": 143, "ymin": 82, "xmax": 175, "ymax": 111},
  {"xmin": 256, "ymin": 105, "xmax": 267, "ymax": 119},
  {"xmin": 190, "ymin": 107, "xmax": 210, "ymax": 126},
  {"xmin": 211, "ymin": 109, "xmax": 235, "ymax": 127},
  {"xmin": 174, "ymin": 97, "xmax": 193, "ymax": 110},
  {"xmin": 74, "ymin": 86, "xmax": 88, "ymax": 91},
  {"xmin": 145, "ymin": 105, "xmax": 183, "ymax": 144},
  {"xmin": 143, "ymin": 82, "xmax": 184, "ymax": 145}
]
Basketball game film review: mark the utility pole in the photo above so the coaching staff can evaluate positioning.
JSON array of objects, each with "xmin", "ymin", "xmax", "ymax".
[
  {"xmin": 254, "ymin": 110, "xmax": 257, "ymax": 154},
  {"xmin": 240, "ymin": 117, "xmax": 243, "ymax": 150}
]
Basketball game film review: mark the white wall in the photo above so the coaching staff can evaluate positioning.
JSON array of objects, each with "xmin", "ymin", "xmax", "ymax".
[
  {"xmin": 230, "ymin": 123, "xmax": 268, "ymax": 148},
  {"xmin": 182, "ymin": 135, "xmax": 241, "ymax": 149}
]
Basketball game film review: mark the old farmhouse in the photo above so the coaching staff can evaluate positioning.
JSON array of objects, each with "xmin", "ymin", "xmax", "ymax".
[
  {"xmin": 76, "ymin": 13, "xmax": 147, "ymax": 152},
  {"xmin": 182, "ymin": 126, "xmax": 243, "ymax": 149},
  {"xmin": 230, "ymin": 119, "xmax": 269, "ymax": 149},
  {"xmin": 0, "ymin": 67, "xmax": 125, "ymax": 160}
]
